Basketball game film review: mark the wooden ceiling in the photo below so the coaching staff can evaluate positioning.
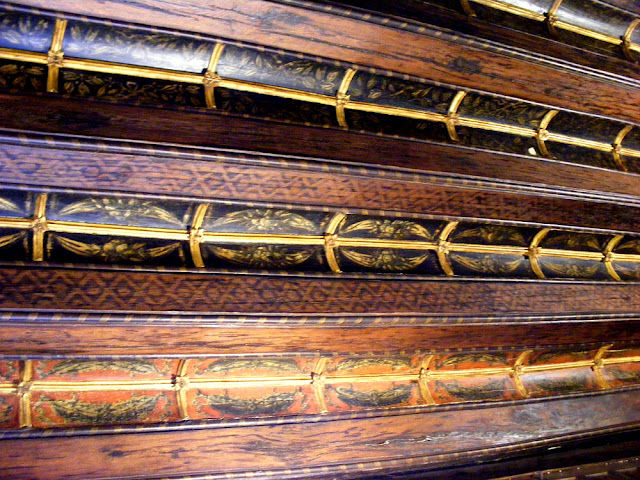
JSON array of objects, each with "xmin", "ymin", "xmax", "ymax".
[{"xmin": 1, "ymin": 1, "xmax": 640, "ymax": 478}]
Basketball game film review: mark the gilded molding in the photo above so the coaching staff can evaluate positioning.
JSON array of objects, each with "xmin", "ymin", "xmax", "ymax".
[
  {"xmin": 446, "ymin": 91, "xmax": 466, "ymax": 142},
  {"xmin": 2, "ymin": 348, "xmax": 639, "ymax": 429},
  {"xmin": 2, "ymin": 189, "xmax": 640, "ymax": 280},
  {"xmin": 46, "ymin": 18, "xmax": 66, "ymax": 92},
  {"xmin": 2, "ymin": 6, "xmax": 640, "ymax": 171},
  {"xmin": 204, "ymin": 43, "xmax": 225, "ymax": 109},
  {"xmin": 436, "ymin": 221, "xmax": 458, "ymax": 277}
]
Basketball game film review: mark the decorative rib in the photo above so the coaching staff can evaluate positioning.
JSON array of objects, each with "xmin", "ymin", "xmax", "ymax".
[
  {"xmin": 2, "ymin": 348, "xmax": 638, "ymax": 429},
  {"xmin": 46, "ymin": 19, "xmax": 67, "ymax": 93}
]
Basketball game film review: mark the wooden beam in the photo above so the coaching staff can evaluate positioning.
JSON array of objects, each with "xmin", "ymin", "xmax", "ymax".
[
  {"xmin": 7, "ymin": 0, "xmax": 640, "ymax": 124},
  {"xmin": 2, "ymin": 390, "xmax": 640, "ymax": 479},
  {"xmin": 3, "ymin": 94, "xmax": 640, "ymax": 201}
]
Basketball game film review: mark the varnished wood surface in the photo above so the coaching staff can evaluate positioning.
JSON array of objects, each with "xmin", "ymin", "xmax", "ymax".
[
  {"xmin": 2, "ymin": 390, "xmax": 639, "ymax": 479},
  {"xmin": 4, "ymin": 95, "xmax": 640, "ymax": 202},
  {"xmin": 323, "ymin": 0, "xmax": 640, "ymax": 82},
  {"xmin": 4, "ymin": 318, "xmax": 640, "ymax": 356},
  {"xmin": 4, "ymin": 134, "xmax": 640, "ymax": 233},
  {"xmin": 8, "ymin": 0, "xmax": 640, "ymax": 125},
  {"xmin": 2, "ymin": 266, "xmax": 640, "ymax": 315}
]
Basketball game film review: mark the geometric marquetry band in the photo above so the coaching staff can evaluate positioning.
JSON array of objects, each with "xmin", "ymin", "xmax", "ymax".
[
  {"xmin": 2, "ymin": 7, "xmax": 640, "ymax": 172},
  {"xmin": 3, "ymin": 190, "xmax": 640, "ymax": 280},
  {"xmin": 0, "ymin": 347, "xmax": 638, "ymax": 429}
]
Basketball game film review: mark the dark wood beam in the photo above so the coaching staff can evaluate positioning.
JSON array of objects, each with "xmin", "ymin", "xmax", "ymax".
[{"xmin": 7, "ymin": 0, "xmax": 640, "ymax": 124}]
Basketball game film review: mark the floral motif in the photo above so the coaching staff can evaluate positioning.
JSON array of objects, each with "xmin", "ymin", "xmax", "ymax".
[
  {"xmin": 452, "ymin": 225, "xmax": 528, "ymax": 246},
  {"xmin": 209, "ymin": 245, "xmax": 315, "ymax": 268},
  {"xmin": 209, "ymin": 209, "xmax": 318, "ymax": 233},
  {"xmin": 196, "ymin": 391, "xmax": 296, "ymax": 416},
  {"xmin": 61, "ymin": 70, "xmax": 204, "ymax": 107},
  {"xmin": 334, "ymin": 385, "xmax": 413, "ymax": 407},
  {"xmin": 54, "ymin": 236, "xmax": 182, "ymax": 263},
  {"xmin": 218, "ymin": 45, "xmax": 345, "ymax": 94},
  {"xmin": 43, "ymin": 360, "xmax": 161, "ymax": 377},
  {"xmin": 201, "ymin": 359, "xmax": 300, "ymax": 374},
  {"xmin": 57, "ymin": 197, "xmax": 183, "ymax": 225},
  {"xmin": 0, "ymin": 62, "xmax": 45, "ymax": 93},
  {"xmin": 341, "ymin": 219, "xmax": 433, "ymax": 240},
  {"xmin": 349, "ymin": 71, "xmax": 454, "ymax": 113},
  {"xmin": 341, "ymin": 249, "xmax": 429, "ymax": 271},
  {"xmin": 40, "ymin": 395, "xmax": 159, "ymax": 425},
  {"xmin": 459, "ymin": 93, "xmax": 548, "ymax": 128},
  {"xmin": 0, "ymin": 12, "xmax": 52, "ymax": 52},
  {"xmin": 65, "ymin": 21, "xmax": 212, "ymax": 72},
  {"xmin": 449, "ymin": 253, "xmax": 524, "ymax": 275}
]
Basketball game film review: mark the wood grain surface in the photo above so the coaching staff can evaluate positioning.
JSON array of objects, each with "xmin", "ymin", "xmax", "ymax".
[
  {"xmin": 2, "ymin": 390, "xmax": 639, "ymax": 479},
  {"xmin": 7, "ymin": 0, "xmax": 640, "ymax": 125},
  {"xmin": 4, "ymin": 94, "xmax": 640, "ymax": 202},
  {"xmin": 2, "ymin": 266, "xmax": 640, "ymax": 315}
]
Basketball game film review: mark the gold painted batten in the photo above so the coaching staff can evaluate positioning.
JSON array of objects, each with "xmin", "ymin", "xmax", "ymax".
[
  {"xmin": 537, "ymin": 110, "xmax": 558, "ymax": 158},
  {"xmin": 204, "ymin": 43, "xmax": 225, "ymax": 109},
  {"xmin": 336, "ymin": 68, "xmax": 357, "ymax": 127},
  {"xmin": 47, "ymin": 221, "xmax": 190, "ymax": 241},
  {"xmin": 345, "ymin": 101, "xmax": 446, "ymax": 123},
  {"xmin": 202, "ymin": 232, "xmax": 325, "ymax": 246},
  {"xmin": 604, "ymin": 235, "xmax": 624, "ymax": 281},
  {"xmin": 46, "ymin": 18, "xmax": 67, "ymax": 93},
  {"xmin": 618, "ymin": 147, "xmax": 640, "ymax": 159},
  {"xmin": 456, "ymin": 117, "xmax": 536, "ymax": 137},
  {"xmin": 528, "ymin": 228, "xmax": 549, "ymax": 279},
  {"xmin": 31, "ymin": 193, "xmax": 47, "ymax": 262},
  {"xmin": 4, "ymin": 45, "xmax": 640, "ymax": 165},
  {"xmin": 537, "ymin": 248, "xmax": 605, "ymax": 261},
  {"xmin": 437, "ymin": 221, "xmax": 458, "ymax": 276},
  {"xmin": 545, "ymin": 132, "xmax": 614, "ymax": 153},
  {"xmin": 62, "ymin": 58, "xmax": 204, "ymax": 84},
  {"xmin": 424, "ymin": 367, "xmax": 513, "ymax": 378},
  {"xmin": 189, "ymin": 204, "xmax": 209, "ymax": 268},
  {"xmin": 18, "ymin": 360, "xmax": 33, "ymax": 428},
  {"xmin": 446, "ymin": 91, "xmax": 467, "ymax": 141},
  {"xmin": 0, "ymin": 218, "xmax": 31, "ymax": 229},
  {"xmin": 0, "ymin": 48, "xmax": 48, "ymax": 64},
  {"xmin": 336, "ymin": 238, "xmax": 438, "ymax": 250},
  {"xmin": 447, "ymin": 243, "xmax": 527, "ymax": 256},
  {"xmin": 325, "ymin": 213, "xmax": 347, "ymax": 273}
]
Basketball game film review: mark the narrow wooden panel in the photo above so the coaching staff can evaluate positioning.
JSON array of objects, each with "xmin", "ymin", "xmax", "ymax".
[
  {"xmin": 8, "ymin": 0, "xmax": 640, "ymax": 125},
  {"xmin": 4, "ymin": 95, "xmax": 640, "ymax": 200},
  {"xmin": 3, "ymin": 138, "xmax": 640, "ymax": 233},
  {"xmin": 4, "ymin": 321, "xmax": 640, "ymax": 356},
  {"xmin": 2, "ymin": 266, "xmax": 640, "ymax": 315},
  {"xmin": 2, "ymin": 390, "xmax": 639, "ymax": 479}
]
